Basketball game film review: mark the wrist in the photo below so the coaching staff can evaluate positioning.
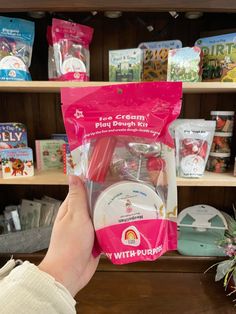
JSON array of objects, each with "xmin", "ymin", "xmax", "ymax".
[{"xmin": 38, "ymin": 258, "xmax": 80, "ymax": 297}]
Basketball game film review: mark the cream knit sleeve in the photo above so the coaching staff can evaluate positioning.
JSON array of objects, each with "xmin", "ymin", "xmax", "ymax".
[{"xmin": 0, "ymin": 259, "xmax": 76, "ymax": 314}]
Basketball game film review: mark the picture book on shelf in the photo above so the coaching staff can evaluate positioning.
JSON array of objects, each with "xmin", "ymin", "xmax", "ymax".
[
  {"xmin": 0, "ymin": 123, "xmax": 28, "ymax": 149},
  {"xmin": 51, "ymin": 133, "xmax": 68, "ymax": 143},
  {"xmin": 0, "ymin": 148, "xmax": 34, "ymax": 178},
  {"xmin": 35, "ymin": 139, "xmax": 64, "ymax": 171},
  {"xmin": 62, "ymin": 143, "xmax": 76, "ymax": 175}
]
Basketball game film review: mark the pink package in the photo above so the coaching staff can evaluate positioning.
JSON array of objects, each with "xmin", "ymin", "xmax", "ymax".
[
  {"xmin": 52, "ymin": 18, "xmax": 93, "ymax": 81},
  {"xmin": 61, "ymin": 82, "xmax": 182, "ymax": 264},
  {"xmin": 46, "ymin": 26, "xmax": 58, "ymax": 80}
]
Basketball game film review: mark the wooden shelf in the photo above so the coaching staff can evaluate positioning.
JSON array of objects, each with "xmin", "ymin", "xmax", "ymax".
[
  {"xmin": 1, "ymin": 0, "xmax": 236, "ymax": 13},
  {"xmin": 177, "ymin": 171, "xmax": 236, "ymax": 187},
  {"xmin": 0, "ymin": 169, "xmax": 235, "ymax": 186},
  {"xmin": 0, "ymin": 250, "xmax": 224, "ymax": 273},
  {"xmin": 0, "ymin": 81, "xmax": 236, "ymax": 93},
  {"xmin": 183, "ymin": 82, "xmax": 236, "ymax": 94},
  {"xmin": 0, "ymin": 170, "xmax": 68, "ymax": 185}
]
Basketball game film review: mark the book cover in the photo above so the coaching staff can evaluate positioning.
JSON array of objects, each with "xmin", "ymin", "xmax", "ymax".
[
  {"xmin": 0, "ymin": 123, "xmax": 28, "ymax": 149},
  {"xmin": 1, "ymin": 148, "xmax": 34, "ymax": 178},
  {"xmin": 167, "ymin": 46, "xmax": 203, "ymax": 82},
  {"xmin": 109, "ymin": 48, "xmax": 143, "ymax": 82},
  {"xmin": 51, "ymin": 133, "xmax": 68, "ymax": 143},
  {"xmin": 62, "ymin": 143, "xmax": 76, "ymax": 175},
  {"xmin": 35, "ymin": 139, "xmax": 64, "ymax": 171},
  {"xmin": 195, "ymin": 33, "xmax": 236, "ymax": 82}
]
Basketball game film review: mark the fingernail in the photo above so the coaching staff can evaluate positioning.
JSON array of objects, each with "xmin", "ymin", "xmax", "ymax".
[{"xmin": 68, "ymin": 175, "xmax": 81, "ymax": 186}]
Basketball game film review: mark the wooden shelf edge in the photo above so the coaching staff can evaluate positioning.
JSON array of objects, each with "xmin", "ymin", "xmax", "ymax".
[
  {"xmin": 0, "ymin": 81, "xmax": 235, "ymax": 93},
  {"xmin": 0, "ymin": 250, "xmax": 224, "ymax": 273},
  {"xmin": 0, "ymin": 170, "xmax": 68, "ymax": 185},
  {"xmin": 1, "ymin": 170, "xmax": 235, "ymax": 186},
  {"xmin": 0, "ymin": 0, "xmax": 236, "ymax": 13},
  {"xmin": 177, "ymin": 171, "xmax": 236, "ymax": 187}
]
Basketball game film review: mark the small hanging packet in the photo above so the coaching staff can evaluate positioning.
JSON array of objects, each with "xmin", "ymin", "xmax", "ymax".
[
  {"xmin": 175, "ymin": 121, "xmax": 216, "ymax": 178},
  {"xmin": 61, "ymin": 82, "xmax": 182, "ymax": 265},
  {"xmin": 0, "ymin": 16, "xmax": 34, "ymax": 81},
  {"xmin": 47, "ymin": 26, "xmax": 58, "ymax": 80},
  {"xmin": 52, "ymin": 18, "xmax": 93, "ymax": 81},
  {"xmin": 19, "ymin": 199, "xmax": 41, "ymax": 230}
]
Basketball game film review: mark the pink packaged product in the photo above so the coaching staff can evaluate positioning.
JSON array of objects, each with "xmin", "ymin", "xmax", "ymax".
[
  {"xmin": 52, "ymin": 18, "xmax": 94, "ymax": 81},
  {"xmin": 46, "ymin": 26, "xmax": 57, "ymax": 80},
  {"xmin": 175, "ymin": 121, "xmax": 216, "ymax": 178},
  {"xmin": 61, "ymin": 82, "xmax": 182, "ymax": 264}
]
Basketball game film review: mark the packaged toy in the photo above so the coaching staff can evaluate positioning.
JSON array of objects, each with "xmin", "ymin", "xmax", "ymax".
[
  {"xmin": 175, "ymin": 121, "xmax": 215, "ymax": 178},
  {"xmin": 61, "ymin": 82, "xmax": 182, "ymax": 264},
  {"xmin": 52, "ymin": 18, "xmax": 93, "ymax": 81},
  {"xmin": 0, "ymin": 16, "xmax": 34, "ymax": 81}
]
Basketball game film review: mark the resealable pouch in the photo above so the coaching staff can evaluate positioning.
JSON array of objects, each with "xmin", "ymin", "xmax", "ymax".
[
  {"xmin": 61, "ymin": 82, "xmax": 182, "ymax": 264},
  {"xmin": 52, "ymin": 18, "xmax": 93, "ymax": 81},
  {"xmin": 0, "ymin": 16, "xmax": 34, "ymax": 81}
]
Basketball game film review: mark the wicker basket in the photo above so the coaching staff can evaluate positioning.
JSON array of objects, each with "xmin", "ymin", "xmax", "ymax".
[{"xmin": 0, "ymin": 226, "xmax": 53, "ymax": 253}]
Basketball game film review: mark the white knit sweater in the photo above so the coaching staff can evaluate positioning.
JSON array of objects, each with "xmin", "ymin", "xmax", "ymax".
[{"xmin": 0, "ymin": 259, "xmax": 76, "ymax": 314}]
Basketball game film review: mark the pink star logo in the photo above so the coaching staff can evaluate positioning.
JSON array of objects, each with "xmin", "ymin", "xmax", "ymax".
[{"xmin": 74, "ymin": 109, "xmax": 84, "ymax": 119}]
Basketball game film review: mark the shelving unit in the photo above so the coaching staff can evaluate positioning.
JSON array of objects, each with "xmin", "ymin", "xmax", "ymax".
[
  {"xmin": 0, "ymin": 81, "xmax": 236, "ymax": 93},
  {"xmin": 1, "ymin": 169, "xmax": 235, "ymax": 186},
  {"xmin": 0, "ymin": 2, "xmax": 236, "ymax": 313},
  {"xmin": 1, "ymin": 0, "xmax": 236, "ymax": 12}
]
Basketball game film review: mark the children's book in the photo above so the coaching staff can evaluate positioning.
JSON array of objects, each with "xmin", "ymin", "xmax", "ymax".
[
  {"xmin": 1, "ymin": 148, "xmax": 34, "ymax": 178},
  {"xmin": 35, "ymin": 140, "xmax": 64, "ymax": 171},
  {"xmin": 62, "ymin": 143, "xmax": 76, "ymax": 175}
]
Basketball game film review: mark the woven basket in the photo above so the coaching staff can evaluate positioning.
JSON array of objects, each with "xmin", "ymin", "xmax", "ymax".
[{"xmin": 0, "ymin": 226, "xmax": 52, "ymax": 253}]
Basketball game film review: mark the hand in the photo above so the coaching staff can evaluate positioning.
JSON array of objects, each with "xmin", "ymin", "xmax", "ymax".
[{"xmin": 38, "ymin": 175, "xmax": 100, "ymax": 296}]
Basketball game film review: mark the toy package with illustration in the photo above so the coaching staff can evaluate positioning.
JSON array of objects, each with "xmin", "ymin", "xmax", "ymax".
[
  {"xmin": 0, "ymin": 16, "xmax": 34, "ymax": 81},
  {"xmin": 109, "ymin": 48, "xmax": 143, "ymax": 82},
  {"xmin": 1, "ymin": 148, "xmax": 34, "ymax": 178},
  {"xmin": 167, "ymin": 47, "xmax": 203, "ymax": 82},
  {"xmin": 210, "ymin": 111, "xmax": 234, "ymax": 132},
  {"xmin": 195, "ymin": 33, "xmax": 236, "ymax": 82},
  {"xmin": 141, "ymin": 40, "xmax": 182, "ymax": 81},
  {"xmin": 61, "ymin": 82, "xmax": 182, "ymax": 265},
  {"xmin": 175, "ymin": 121, "xmax": 216, "ymax": 178},
  {"xmin": 52, "ymin": 18, "xmax": 94, "ymax": 81},
  {"xmin": 206, "ymin": 152, "xmax": 230, "ymax": 173}
]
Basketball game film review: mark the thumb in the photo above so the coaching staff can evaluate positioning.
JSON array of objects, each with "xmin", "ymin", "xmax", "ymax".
[{"xmin": 67, "ymin": 175, "xmax": 90, "ymax": 217}]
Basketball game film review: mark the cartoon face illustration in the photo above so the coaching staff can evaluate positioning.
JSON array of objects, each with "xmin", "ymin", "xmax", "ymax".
[
  {"xmin": 12, "ymin": 159, "xmax": 24, "ymax": 176},
  {"xmin": 125, "ymin": 199, "xmax": 133, "ymax": 213}
]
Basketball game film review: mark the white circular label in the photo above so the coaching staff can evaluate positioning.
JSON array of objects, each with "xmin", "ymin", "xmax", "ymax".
[
  {"xmin": 180, "ymin": 155, "xmax": 205, "ymax": 177},
  {"xmin": 0, "ymin": 56, "xmax": 27, "ymax": 71},
  {"xmin": 61, "ymin": 57, "xmax": 86, "ymax": 74},
  {"xmin": 93, "ymin": 181, "xmax": 164, "ymax": 230}
]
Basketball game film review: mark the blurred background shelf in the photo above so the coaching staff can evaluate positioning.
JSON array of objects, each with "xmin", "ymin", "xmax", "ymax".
[
  {"xmin": 0, "ymin": 81, "xmax": 236, "ymax": 93},
  {"xmin": 0, "ymin": 170, "xmax": 235, "ymax": 186}
]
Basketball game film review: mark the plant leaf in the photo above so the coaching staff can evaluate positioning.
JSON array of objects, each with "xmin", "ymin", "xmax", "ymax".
[
  {"xmin": 221, "ymin": 211, "xmax": 236, "ymax": 236},
  {"xmin": 215, "ymin": 260, "xmax": 235, "ymax": 281}
]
